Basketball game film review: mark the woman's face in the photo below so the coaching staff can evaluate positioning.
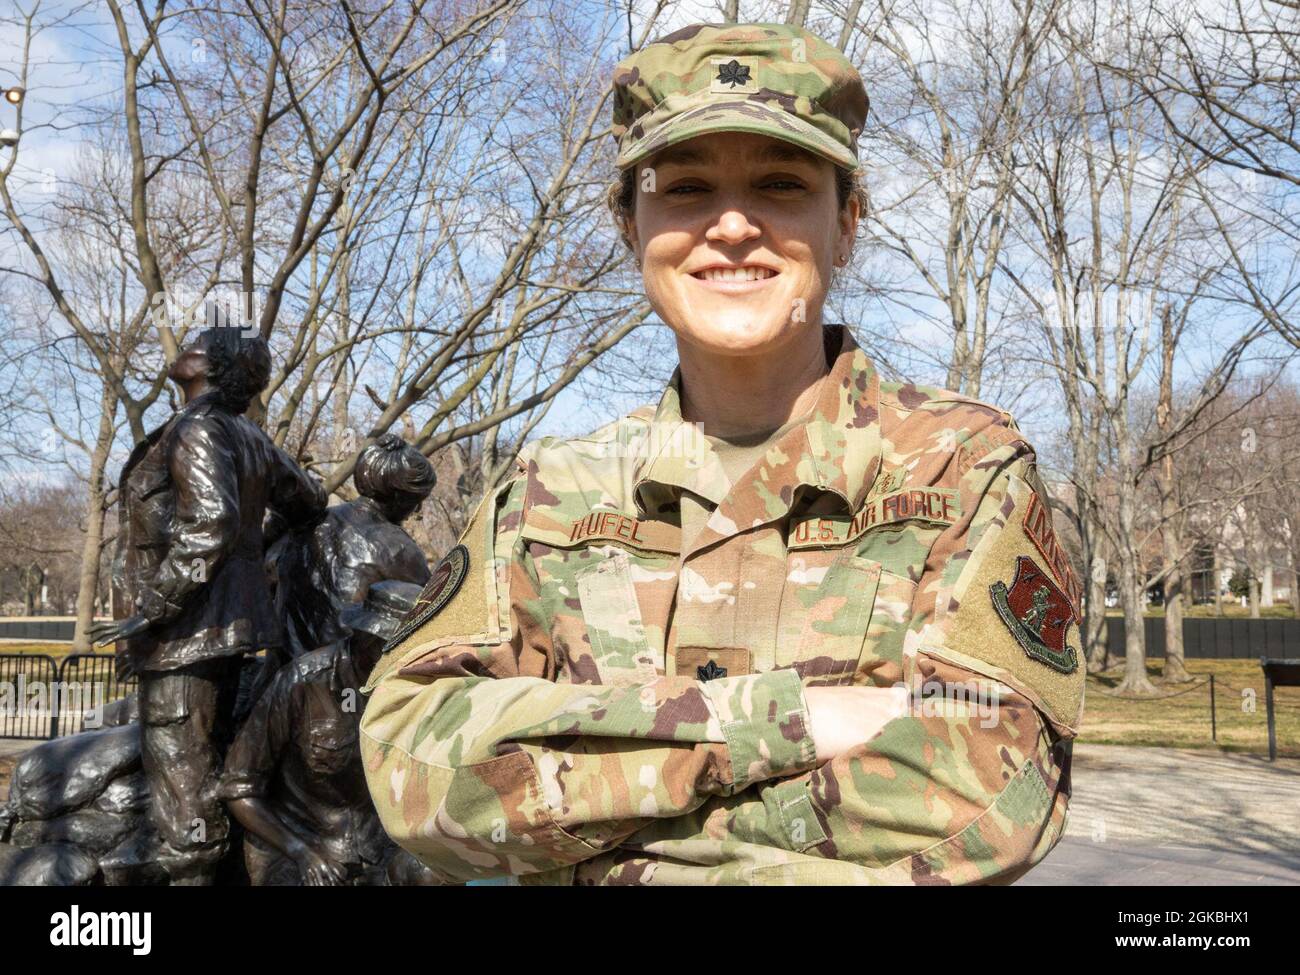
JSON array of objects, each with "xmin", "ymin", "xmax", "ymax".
[{"xmin": 628, "ymin": 131, "xmax": 858, "ymax": 358}]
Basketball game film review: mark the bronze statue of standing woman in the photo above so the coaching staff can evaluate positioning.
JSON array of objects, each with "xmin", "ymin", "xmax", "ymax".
[{"xmin": 93, "ymin": 327, "xmax": 326, "ymax": 885}]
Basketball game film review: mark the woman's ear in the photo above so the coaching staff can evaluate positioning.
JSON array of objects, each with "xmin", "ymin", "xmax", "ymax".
[{"xmin": 838, "ymin": 192, "xmax": 861, "ymax": 264}]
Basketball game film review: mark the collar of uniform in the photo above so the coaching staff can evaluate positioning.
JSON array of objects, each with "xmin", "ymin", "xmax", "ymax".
[
  {"xmin": 631, "ymin": 325, "xmax": 881, "ymax": 522},
  {"xmin": 801, "ymin": 324, "xmax": 882, "ymax": 514},
  {"xmin": 631, "ymin": 366, "xmax": 732, "ymax": 516},
  {"xmin": 684, "ymin": 325, "xmax": 881, "ymax": 553}
]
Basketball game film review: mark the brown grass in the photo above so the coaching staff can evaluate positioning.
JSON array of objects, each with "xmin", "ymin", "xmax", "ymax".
[
  {"xmin": 1082, "ymin": 658, "xmax": 1300, "ymax": 757},
  {"xmin": 0, "ymin": 642, "xmax": 84, "ymax": 661}
]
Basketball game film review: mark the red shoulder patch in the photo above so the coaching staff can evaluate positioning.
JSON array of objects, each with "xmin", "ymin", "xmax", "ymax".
[{"xmin": 990, "ymin": 556, "xmax": 1079, "ymax": 674}]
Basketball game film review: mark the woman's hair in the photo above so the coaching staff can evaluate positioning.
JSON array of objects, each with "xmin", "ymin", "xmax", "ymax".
[
  {"xmin": 605, "ymin": 154, "xmax": 868, "ymax": 257},
  {"xmin": 353, "ymin": 433, "xmax": 437, "ymax": 501},
  {"xmin": 201, "ymin": 328, "xmax": 272, "ymax": 414}
]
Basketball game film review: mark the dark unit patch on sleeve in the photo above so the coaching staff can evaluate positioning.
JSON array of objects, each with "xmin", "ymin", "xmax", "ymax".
[
  {"xmin": 990, "ymin": 555, "xmax": 1079, "ymax": 674},
  {"xmin": 380, "ymin": 544, "xmax": 469, "ymax": 654}
]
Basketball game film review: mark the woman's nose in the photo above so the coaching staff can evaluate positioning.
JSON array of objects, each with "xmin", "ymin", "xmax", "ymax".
[{"xmin": 705, "ymin": 204, "xmax": 761, "ymax": 245}]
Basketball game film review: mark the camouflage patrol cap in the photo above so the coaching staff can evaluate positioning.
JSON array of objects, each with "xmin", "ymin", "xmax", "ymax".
[{"xmin": 611, "ymin": 23, "xmax": 868, "ymax": 173}]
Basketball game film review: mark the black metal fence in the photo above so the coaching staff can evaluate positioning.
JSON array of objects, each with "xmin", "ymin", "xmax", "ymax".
[
  {"xmin": 1105, "ymin": 617, "xmax": 1299, "ymax": 660},
  {"xmin": 0, "ymin": 653, "xmax": 137, "ymax": 740}
]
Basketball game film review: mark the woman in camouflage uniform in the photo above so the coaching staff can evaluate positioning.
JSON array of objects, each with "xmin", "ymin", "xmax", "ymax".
[{"xmin": 359, "ymin": 22, "xmax": 1083, "ymax": 885}]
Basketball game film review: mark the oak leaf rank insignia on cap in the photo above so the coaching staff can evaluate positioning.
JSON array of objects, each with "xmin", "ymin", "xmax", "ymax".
[
  {"xmin": 611, "ymin": 22, "xmax": 869, "ymax": 172},
  {"xmin": 715, "ymin": 59, "xmax": 751, "ymax": 88}
]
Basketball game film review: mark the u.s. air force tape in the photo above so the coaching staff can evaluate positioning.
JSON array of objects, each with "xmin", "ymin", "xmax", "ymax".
[{"xmin": 380, "ymin": 544, "xmax": 469, "ymax": 655}]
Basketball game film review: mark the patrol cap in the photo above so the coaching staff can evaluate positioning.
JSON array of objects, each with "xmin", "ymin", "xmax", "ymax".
[
  {"xmin": 341, "ymin": 579, "xmax": 423, "ymax": 643},
  {"xmin": 611, "ymin": 22, "xmax": 868, "ymax": 173}
]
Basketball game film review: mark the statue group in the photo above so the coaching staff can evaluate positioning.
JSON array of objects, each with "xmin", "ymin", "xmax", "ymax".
[{"xmin": 0, "ymin": 328, "xmax": 441, "ymax": 885}]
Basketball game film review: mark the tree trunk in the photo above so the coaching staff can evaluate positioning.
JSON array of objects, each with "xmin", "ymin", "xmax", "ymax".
[
  {"xmin": 1156, "ymin": 308, "xmax": 1190, "ymax": 682},
  {"xmin": 1213, "ymin": 544, "xmax": 1224, "ymax": 616},
  {"xmin": 1115, "ymin": 490, "xmax": 1157, "ymax": 694},
  {"xmin": 1086, "ymin": 548, "xmax": 1109, "ymax": 674},
  {"xmin": 1162, "ymin": 564, "xmax": 1189, "ymax": 682},
  {"xmin": 72, "ymin": 387, "xmax": 117, "ymax": 651},
  {"xmin": 23, "ymin": 566, "xmax": 42, "ymax": 615}
]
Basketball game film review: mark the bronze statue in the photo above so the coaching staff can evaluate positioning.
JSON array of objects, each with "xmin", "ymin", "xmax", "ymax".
[
  {"xmin": 266, "ymin": 433, "xmax": 435, "ymax": 660},
  {"xmin": 220, "ymin": 580, "xmax": 438, "ymax": 885},
  {"xmin": 90, "ymin": 326, "xmax": 327, "ymax": 885}
]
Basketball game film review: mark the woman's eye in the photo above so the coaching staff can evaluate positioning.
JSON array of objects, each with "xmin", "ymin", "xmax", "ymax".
[
  {"xmin": 764, "ymin": 180, "xmax": 805, "ymax": 191},
  {"xmin": 667, "ymin": 184, "xmax": 706, "ymax": 195}
]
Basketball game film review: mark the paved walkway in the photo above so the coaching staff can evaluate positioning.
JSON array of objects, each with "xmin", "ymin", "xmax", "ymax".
[{"xmin": 1020, "ymin": 744, "xmax": 1300, "ymax": 885}]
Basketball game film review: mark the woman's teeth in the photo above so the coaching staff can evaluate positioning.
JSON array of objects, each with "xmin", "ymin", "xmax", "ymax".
[{"xmin": 695, "ymin": 266, "xmax": 775, "ymax": 282}]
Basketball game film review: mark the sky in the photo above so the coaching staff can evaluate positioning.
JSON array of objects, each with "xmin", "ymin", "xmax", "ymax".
[{"xmin": 1, "ymin": 0, "xmax": 1296, "ymax": 489}]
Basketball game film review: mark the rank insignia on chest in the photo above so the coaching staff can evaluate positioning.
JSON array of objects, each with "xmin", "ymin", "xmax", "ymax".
[
  {"xmin": 380, "ymin": 543, "xmax": 469, "ymax": 654},
  {"xmin": 696, "ymin": 659, "xmax": 727, "ymax": 681},
  {"xmin": 990, "ymin": 555, "xmax": 1079, "ymax": 674}
]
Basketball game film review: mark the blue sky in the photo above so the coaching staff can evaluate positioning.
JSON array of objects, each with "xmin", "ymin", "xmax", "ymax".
[{"xmin": 2, "ymin": 0, "xmax": 1296, "ymax": 490}]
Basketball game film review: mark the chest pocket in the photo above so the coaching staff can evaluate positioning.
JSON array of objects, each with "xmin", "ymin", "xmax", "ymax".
[
  {"xmin": 775, "ymin": 548, "xmax": 883, "ymax": 685},
  {"xmin": 305, "ymin": 717, "xmax": 360, "ymax": 776},
  {"xmin": 575, "ymin": 547, "xmax": 662, "ymax": 686}
]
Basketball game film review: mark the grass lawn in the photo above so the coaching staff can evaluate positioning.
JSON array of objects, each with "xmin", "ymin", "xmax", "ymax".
[
  {"xmin": 1082, "ymin": 658, "xmax": 1300, "ymax": 758},
  {"xmin": 0, "ymin": 642, "xmax": 83, "ymax": 661}
]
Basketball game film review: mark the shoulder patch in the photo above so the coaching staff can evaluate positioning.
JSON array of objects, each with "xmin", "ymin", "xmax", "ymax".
[
  {"xmin": 1021, "ymin": 489, "xmax": 1082, "ymax": 618},
  {"xmin": 380, "ymin": 544, "xmax": 469, "ymax": 655},
  {"xmin": 362, "ymin": 478, "xmax": 520, "ymax": 694},
  {"xmin": 990, "ymin": 555, "xmax": 1079, "ymax": 674},
  {"xmin": 939, "ymin": 473, "xmax": 1085, "ymax": 735}
]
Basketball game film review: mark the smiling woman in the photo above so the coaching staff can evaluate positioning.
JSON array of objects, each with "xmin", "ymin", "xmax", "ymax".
[{"xmin": 359, "ymin": 22, "xmax": 1083, "ymax": 887}]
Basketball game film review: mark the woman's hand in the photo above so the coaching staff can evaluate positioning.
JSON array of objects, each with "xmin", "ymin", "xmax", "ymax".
[
  {"xmin": 289, "ymin": 839, "xmax": 350, "ymax": 886},
  {"xmin": 88, "ymin": 614, "xmax": 151, "ymax": 648},
  {"xmin": 804, "ymin": 685, "xmax": 910, "ymax": 764}
]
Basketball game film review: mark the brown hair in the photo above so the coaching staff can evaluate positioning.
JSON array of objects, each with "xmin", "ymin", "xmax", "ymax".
[{"xmin": 605, "ymin": 157, "xmax": 868, "ymax": 256}]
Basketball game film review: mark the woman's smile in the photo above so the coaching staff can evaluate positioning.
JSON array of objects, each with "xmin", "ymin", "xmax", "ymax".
[{"xmin": 688, "ymin": 263, "xmax": 781, "ymax": 291}]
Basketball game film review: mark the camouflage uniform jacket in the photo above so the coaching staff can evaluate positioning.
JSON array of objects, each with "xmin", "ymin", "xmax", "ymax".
[{"xmin": 360, "ymin": 324, "xmax": 1085, "ymax": 885}]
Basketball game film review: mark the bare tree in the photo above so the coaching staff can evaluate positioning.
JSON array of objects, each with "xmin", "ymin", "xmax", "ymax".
[
  {"xmin": 1004, "ymin": 5, "xmax": 1262, "ymax": 692},
  {"xmin": 1105, "ymin": 0, "xmax": 1300, "ymax": 348},
  {"xmin": 1, "ymin": 0, "xmax": 665, "ymax": 625},
  {"xmin": 852, "ymin": 0, "xmax": 1063, "ymax": 396}
]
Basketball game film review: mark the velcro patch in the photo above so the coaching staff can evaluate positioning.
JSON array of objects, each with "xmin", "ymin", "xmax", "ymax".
[
  {"xmin": 522, "ymin": 507, "xmax": 680, "ymax": 554},
  {"xmin": 710, "ymin": 57, "xmax": 756, "ymax": 93},
  {"xmin": 380, "ymin": 544, "xmax": 469, "ymax": 655},
  {"xmin": 941, "ymin": 475, "xmax": 1085, "ymax": 735},
  {"xmin": 569, "ymin": 510, "xmax": 677, "ymax": 550},
  {"xmin": 675, "ymin": 646, "xmax": 751, "ymax": 679}
]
